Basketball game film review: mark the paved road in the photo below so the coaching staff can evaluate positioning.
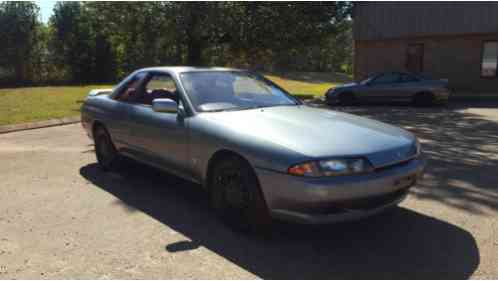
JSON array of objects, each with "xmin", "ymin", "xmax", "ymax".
[{"xmin": 0, "ymin": 105, "xmax": 497, "ymax": 279}]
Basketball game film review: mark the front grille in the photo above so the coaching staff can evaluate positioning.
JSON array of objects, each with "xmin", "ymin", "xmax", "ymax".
[
  {"xmin": 304, "ymin": 188, "xmax": 410, "ymax": 215},
  {"xmin": 333, "ymin": 188, "xmax": 409, "ymax": 210},
  {"xmin": 374, "ymin": 158, "xmax": 414, "ymax": 173}
]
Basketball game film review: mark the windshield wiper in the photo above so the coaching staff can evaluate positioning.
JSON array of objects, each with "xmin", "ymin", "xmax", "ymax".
[
  {"xmin": 203, "ymin": 107, "xmax": 244, "ymax": 112},
  {"xmin": 203, "ymin": 104, "xmax": 297, "ymax": 112},
  {"xmin": 262, "ymin": 103, "xmax": 298, "ymax": 108}
]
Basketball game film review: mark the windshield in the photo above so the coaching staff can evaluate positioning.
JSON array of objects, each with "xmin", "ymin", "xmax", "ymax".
[
  {"xmin": 360, "ymin": 75, "xmax": 375, "ymax": 85},
  {"xmin": 180, "ymin": 71, "xmax": 299, "ymax": 112}
]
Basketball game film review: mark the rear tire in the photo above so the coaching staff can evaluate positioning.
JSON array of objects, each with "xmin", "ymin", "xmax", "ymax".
[
  {"xmin": 338, "ymin": 92, "xmax": 356, "ymax": 106},
  {"xmin": 412, "ymin": 92, "xmax": 434, "ymax": 107},
  {"xmin": 209, "ymin": 155, "xmax": 272, "ymax": 234},
  {"xmin": 94, "ymin": 125, "xmax": 119, "ymax": 171}
]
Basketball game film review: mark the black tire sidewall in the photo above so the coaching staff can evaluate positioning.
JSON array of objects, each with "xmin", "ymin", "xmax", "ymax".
[
  {"xmin": 210, "ymin": 156, "xmax": 271, "ymax": 232},
  {"xmin": 413, "ymin": 92, "xmax": 434, "ymax": 107},
  {"xmin": 94, "ymin": 127, "xmax": 118, "ymax": 171}
]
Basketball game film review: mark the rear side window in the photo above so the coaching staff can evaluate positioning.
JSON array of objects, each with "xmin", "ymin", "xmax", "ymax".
[
  {"xmin": 481, "ymin": 41, "xmax": 498, "ymax": 78},
  {"xmin": 115, "ymin": 72, "xmax": 147, "ymax": 101},
  {"xmin": 400, "ymin": 74, "xmax": 419, "ymax": 83},
  {"xmin": 372, "ymin": 73, "xmax": 400, "ymax": 84}
]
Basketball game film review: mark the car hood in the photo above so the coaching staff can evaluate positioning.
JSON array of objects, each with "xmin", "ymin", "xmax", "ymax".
[{"xmin": 200, "ymin": 106, "xmax": 416, "ymax": 168}]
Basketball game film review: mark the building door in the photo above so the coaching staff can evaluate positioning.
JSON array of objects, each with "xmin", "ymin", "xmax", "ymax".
[{"xmin": 406, "ymin": 44, "xmax": 424, "ymax": 73}]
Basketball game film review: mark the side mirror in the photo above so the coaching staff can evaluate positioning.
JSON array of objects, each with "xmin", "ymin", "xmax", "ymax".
[{"xmin": 152, "ymin": 98, "xmax": 178, "ymax": 113}]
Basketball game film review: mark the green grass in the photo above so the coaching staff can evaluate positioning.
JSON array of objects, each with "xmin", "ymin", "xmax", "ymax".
[
  {"xmin": 0, "ymin": 72, "xmax": 351, "ymax": 126},
  {"xmin": 0, "ymin": 85, "xmax": 113, "ymax": 126},
  {"xmin": 265, "ymin": 72, "xmax": 351, "ymax": 98}
]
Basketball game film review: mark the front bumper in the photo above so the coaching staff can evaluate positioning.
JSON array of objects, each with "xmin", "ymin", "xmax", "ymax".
[
  {"xmin": 255, "ymin": 157, "xmax": 425, "ymax": 224},
  {"xmin": 433, "ymin": 89, "xmax": 451, "ymax": 104}
]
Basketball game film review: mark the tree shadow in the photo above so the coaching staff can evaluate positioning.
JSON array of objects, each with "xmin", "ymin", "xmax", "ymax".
[
  {"xmin": 80, "ymin": 160, "xmax": 479, "ymax": 279},
  {"xmin": 330, "ymin": 104, "xmax": 498, "ymax": 215}
]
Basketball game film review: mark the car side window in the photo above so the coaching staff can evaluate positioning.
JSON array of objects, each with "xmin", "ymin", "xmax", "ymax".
[
  {"xmin": 142, "ymin": 74, "xmax": 179, "ymax": 106},
  {"xmin": 116, "ymin": 72, "xmax": 147, "ymax": 102},
  {"xmin": 400, "ymin": 74, "xmax": 419, "ymax": 83},
  {"xmin": 371, "ymin": 73, "xmax": 401, "ymax": 85}
]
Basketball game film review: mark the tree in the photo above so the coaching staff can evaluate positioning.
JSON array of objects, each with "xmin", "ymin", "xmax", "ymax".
[
  {"xmin": 1, "ymin": 1, "xmax": 354, "ymax": 85},
  {"xmin": 84, "ymin": 2, "xmax": 175, "ymax": 75},
  {"xmin": 0, "ymin": 1, "xmax": 40, "ymax": 84},
  {"xmin": 213, "ymin": 2, "xmax": 352, "ymax": 71},
  {"xmin": 50, "ymin": 2, "xmax": 95, "ymax": 82}
]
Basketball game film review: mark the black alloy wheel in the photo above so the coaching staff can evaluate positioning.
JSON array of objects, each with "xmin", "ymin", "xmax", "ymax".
[
  {"xmin": 210, "ymin": 155, "xmax": 272, "ymax": 233},
  {"xmin": 94, "ymin": 126, "xmax": 119, "ymax": 171}
]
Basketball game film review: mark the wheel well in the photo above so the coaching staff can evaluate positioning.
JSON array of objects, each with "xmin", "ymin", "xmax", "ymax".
[
  {"xmin": 92, "ymin": 121, "xmax": 105, "ymax": 137},
  {"xmin": 339, "ymin": 91, "xmax": 354, "ymax": 99},
  {"xmin": 205, "ymin": 149, "xmax": 252, "ymax": 191}
]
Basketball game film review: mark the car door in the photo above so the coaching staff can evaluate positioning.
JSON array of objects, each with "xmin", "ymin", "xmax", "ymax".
[
  {"xmin": 106, "ymin": 72, "xmax": 148, "ymax": 150},
  {"xmin": 397, "ymin": 73, "xmax": 422, "ymax": 102},
  {"xmin": 124, "ymin": 72, "xmax": 191, "ymax": 179},
  {"xmin": 362, "ymin": 73, "xmax": 401, "ymax": 102}
]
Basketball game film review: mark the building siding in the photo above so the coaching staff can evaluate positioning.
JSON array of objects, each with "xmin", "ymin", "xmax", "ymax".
[
  {"xmin": 354, "ymin": 2, "xmax": 498, "ymax": 41},
  {"xmin": 355, "ymin": 33, "xmax": 498, "ymax": 95},
  {"xmin": 354, "ymin": 2, "xmax": 498, "ymax": 95}
]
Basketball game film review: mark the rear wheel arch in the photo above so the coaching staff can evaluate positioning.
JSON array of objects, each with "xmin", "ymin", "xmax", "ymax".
[
  {"xmin": 93, "ymin": 120, "xmax": 120, "ymax": 171},
  {"xmin": 412, "ymin": 91, "xmax": 435, "ymax": 106},
  {"xmin": 92, "ymin": 120, "xmax": 106, "ymax": 137},
  {"xmin": 92, "ymin": 120, "xmax": 116, "ymax": 141}
]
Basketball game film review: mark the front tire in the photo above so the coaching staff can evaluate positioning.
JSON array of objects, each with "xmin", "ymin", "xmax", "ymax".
[
  {"xmin": 210, "ymin": 155, "xmax": 272, "ymax": 233},
  {"xmin": 412, "ymin": 92, "xmax": 435, "ymax": 107},
  {"xmin": 94, "ymin": 126, "xmax": 119, "ymax": 171}
]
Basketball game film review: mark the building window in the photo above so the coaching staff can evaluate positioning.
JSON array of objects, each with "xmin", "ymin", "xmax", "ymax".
[{"xmin": 481, "ymin": 41, "xmax": 498, "ymax": 78}]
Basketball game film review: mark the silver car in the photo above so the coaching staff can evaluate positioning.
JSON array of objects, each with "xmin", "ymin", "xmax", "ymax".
[
  {"xmin": 81, "ymin": 67, "xmax": 425, "ymax": 231},
  {"xmin": 325, "ymin": 72, "xmax": 451, "ymax": 106}
]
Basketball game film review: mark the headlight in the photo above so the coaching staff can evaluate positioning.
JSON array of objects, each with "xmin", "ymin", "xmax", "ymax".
[{"xmin": 288, "ymin": 157, "xmax": 374, "ymax": 177}]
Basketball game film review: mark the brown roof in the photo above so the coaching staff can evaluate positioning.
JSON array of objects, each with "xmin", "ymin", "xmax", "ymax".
[{"xmin": 354, "ymin": 2, "xmax": 498, "ymax": 41}]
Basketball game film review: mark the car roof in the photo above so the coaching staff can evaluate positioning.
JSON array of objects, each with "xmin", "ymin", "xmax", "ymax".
[
  {"xmin": 138, "ymin": 66, "xmax": 245, "ymax": 75},
  {"xmin": 375, "ymin": 71, "xmax": 409, "ymax": 76}
]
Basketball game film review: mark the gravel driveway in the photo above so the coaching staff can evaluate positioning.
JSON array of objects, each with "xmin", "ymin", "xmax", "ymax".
[{"xmin": 0, "ymin": 104, "xmax": 497, "ymax": 279}]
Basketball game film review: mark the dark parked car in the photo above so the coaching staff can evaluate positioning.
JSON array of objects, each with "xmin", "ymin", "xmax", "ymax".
[{"xmin": 325, "ymin": 72, "xmax": 451, "ymax": 106}]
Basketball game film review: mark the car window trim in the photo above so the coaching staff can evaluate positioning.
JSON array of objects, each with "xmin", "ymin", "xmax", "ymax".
[
  {"xmin": 371, "ymin": 73, "xmax": 401, "ymax": 85},
  {"xmin": 399, "ymin": 73, "xmax": 420, "ymax": 83},
  {"xmin": 110, "ymin": 71, "xmax": 182, "ymax": 112},
  {"xmin": 148, "ymin": 70, "xmax": 194, "ymax": 117},
  {"xmin": 112, "ymin": 71, "xmax": 148, "ymax": 101}
]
